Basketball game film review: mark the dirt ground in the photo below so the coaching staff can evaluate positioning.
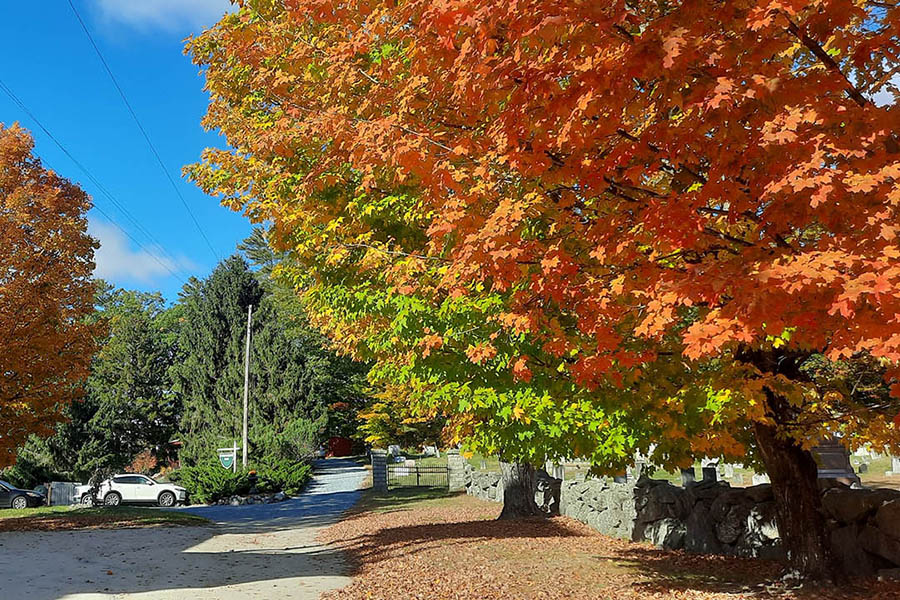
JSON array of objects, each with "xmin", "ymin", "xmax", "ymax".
[
  {"xmin": 319, "ymin": 490, "xmax": 900, "ymax": 600},
  {"xmin": 0, "ymin": 459, "xmax": 367, "ymax": 599}
]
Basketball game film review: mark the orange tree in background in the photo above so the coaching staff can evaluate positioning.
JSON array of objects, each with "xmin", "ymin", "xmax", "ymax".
[
  {"xmin": 0, "ymin": 124, "xmax": 98, "ymax": 467},
  {"xmin": 188, "ymin": 0, "xmax": 900, "ymax": 577}
]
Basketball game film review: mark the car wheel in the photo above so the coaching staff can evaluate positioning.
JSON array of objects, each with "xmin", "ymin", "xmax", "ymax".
[
  {"xmin": 104, "ymin": 492, "xmax": 121, "ymax": 507},
  {"xmin": 80, "ymin": 494, "xmax": 94, "ymax": 506},
  {"xmin": 11, "ymin": 495, "xmax": 28, "ymax": 510},
  {"xmin": 158, "ymin": 491, "xmax": 176, "ymax": 508}
]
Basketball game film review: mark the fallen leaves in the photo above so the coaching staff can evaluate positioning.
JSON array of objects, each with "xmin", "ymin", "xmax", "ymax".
[{"xmin": 319, "ymin": 493, "xmax": 900, "ymax": 600}]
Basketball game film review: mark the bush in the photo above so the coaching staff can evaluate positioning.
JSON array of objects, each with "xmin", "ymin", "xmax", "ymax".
[
  {"xmin": 256, "ymin": 459, "xmax": 313, "ymax": 496},
  {"xmin": 170, "ymin": 461, "xmax": 250, "ymax": 504},
  {"xmin": 171, "ymin": 458, "xmax": 313, "ymax": 502},
  {"xmin": 252, "ymin": 417, "xmax": 323, "ymax": 464}
]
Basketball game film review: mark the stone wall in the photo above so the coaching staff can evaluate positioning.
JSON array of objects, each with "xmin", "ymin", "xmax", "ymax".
[{"xmin": 464, "ymin": 466, "xmax": 900, "ymax": 577}]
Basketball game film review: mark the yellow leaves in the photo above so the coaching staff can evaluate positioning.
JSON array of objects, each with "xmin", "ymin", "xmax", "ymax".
[{"xmin": 511, "ymin": 404, "xmax": 531, "ymax": 424}]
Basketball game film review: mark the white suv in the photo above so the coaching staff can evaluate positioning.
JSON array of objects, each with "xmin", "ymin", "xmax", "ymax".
[{"xmin": 77, "ymin": 474, "xmax": 188, "ymax": 508}]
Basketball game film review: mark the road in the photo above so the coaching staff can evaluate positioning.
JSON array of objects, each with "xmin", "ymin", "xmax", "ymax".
[{"xmin": 0, "ymin": 459, "xmax": 368, "ymax": 600}]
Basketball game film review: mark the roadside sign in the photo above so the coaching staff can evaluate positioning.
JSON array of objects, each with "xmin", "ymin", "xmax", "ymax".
[{"xmin": 217, "ymin": 442, "xmax": 239, "ymax": 472}]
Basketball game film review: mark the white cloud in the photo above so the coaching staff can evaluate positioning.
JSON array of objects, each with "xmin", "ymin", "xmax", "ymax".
[
  {"xmin": 90, "ymin": 219, "xmax": 196, "ymax": 284},
  {"xmin": 93, "ymin": 0, "xmax": 234, "ymax": 32}
]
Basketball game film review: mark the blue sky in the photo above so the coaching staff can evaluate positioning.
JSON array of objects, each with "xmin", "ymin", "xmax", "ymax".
[{"xmin": 0, "ymin": 0, "xmax": 245, "ymax": 302}]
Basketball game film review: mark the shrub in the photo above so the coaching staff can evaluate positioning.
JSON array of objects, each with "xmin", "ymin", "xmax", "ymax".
[
  {"xmin": 256, "ymin": 459, "xmax": 313, "ymax": 496},
  {"xmin": 252, "ymin": 416, "xmax": 323, "ymax": 464},
  {"xmin": 170, "ymin": 461, "xmax": 250, "ymax": 504}
]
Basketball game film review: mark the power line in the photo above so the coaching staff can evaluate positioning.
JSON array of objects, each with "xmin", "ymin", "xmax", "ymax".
[
  {"xmin": 0, "ymin": 77, "xmax": 188, "ymax": 284},
  {"xmin": 67, "ymin": 0, "xmax": 221, "ymax": 263}
]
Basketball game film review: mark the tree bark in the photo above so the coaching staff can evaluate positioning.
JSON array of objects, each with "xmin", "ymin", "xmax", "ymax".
[
  {"xmin": 739, "ymin": 348, "xmax": 841, "ymax": 581},
  {"xmin": 497, "ymin": 461, "xmax": 542, "ymax": 519},
  {"xmin": 753, "ymin": 419, "xmax": 839, "ymax": 581}
]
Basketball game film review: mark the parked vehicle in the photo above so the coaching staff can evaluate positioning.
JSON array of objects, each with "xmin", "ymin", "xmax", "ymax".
[
  {"xmin": 75, "ymin": 474, "xmax": 188, "ymax": 508},
  {"xmin": 0, "ymin": 479, "xmax": 46, "ymax": 509}
]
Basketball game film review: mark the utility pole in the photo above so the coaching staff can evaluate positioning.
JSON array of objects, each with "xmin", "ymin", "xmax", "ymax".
[{"xmin": 242, "ymin": 304, "xmax": 252, "ymax": 469}]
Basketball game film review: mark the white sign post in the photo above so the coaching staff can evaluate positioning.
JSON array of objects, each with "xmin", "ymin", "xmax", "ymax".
[{"xmin": 217, "ymin": 442, "xmax": 239, "ymax": 473}]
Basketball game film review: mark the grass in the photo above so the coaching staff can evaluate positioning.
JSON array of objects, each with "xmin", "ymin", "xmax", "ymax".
[
  {"xmin": 0, "ymin": 505, "xmax": 210, "ymax": 532},
  {"xmin": 355, "ymin": 487, "xmax": 462, "ymax": 514},
  {"xmin": 400, "ymin": 451, "xmax": 501, "ymax": 472}
]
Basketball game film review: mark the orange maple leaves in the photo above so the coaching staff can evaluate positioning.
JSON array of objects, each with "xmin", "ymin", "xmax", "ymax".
[
  {"xmin": 0, "ymin": 124, "xmax": 99, "ymax": 466},
  {"xmin": 190, "ymin": 0, "xmax": 900, "ymax": 402}
]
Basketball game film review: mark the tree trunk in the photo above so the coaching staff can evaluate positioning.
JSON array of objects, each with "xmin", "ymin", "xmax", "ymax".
[
  {"xmin": 738, "ymin": 347, "xmax": 842, "ymax": 581},
  {"xmin": 497, "ymin": 461, "xmax": 542, "ymax": 519},
  {"xmin": 753, "ymin": 416, "xmax": 840, "ymax": 581}
]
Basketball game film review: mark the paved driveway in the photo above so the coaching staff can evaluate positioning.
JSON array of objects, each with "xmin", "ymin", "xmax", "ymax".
[{"xmin": 0, "ymin": 459, "xmax": 368, "ymax": 600}]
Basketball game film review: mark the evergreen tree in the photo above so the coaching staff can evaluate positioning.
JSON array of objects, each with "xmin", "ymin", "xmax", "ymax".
[
  {"xmin": 49, "ymin": 285, "xmax": 181, "ymax": 481},
  {"xmin": 173, "ymin": 256, "xmax": 264, "ymax": 464}
]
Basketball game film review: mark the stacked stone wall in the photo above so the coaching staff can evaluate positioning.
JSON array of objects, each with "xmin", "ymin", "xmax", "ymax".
[{"xmin": 464, "ymin": 465, "xmax": 900, "ymax": 577}]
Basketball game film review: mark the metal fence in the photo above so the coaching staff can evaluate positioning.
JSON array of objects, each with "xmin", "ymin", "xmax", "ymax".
[{"xmin": 387, "ymin": 464, "xmax": 449, "ymax": 490}]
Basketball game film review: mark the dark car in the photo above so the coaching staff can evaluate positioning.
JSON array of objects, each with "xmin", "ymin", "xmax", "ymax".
[{"xmin": 0, "ymin": 479, "xmax": 45, "ymax": 509}]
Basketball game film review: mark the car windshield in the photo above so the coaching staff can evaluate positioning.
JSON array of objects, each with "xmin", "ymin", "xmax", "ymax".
[{"xmin": 0, "ymin": 480, "xmax": 14, "ymax": 490}]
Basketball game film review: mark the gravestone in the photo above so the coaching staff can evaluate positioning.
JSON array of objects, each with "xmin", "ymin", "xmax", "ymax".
[
  {"xmin": 681, "ymin": 467, "xmax": 696, "ymax": 486},
  {"xmin": 702, "ymin": 466, "xmax": 718, "ymax": 482},
  {"xmin": 813, "ymin": 438, "xmax": 860, "ymax": 484},
  {"xmin": 887, "ymin": 456, "xmax": 900, "ymax": 476},
  {"xmin": 723, "ymin": 464, "xmax": 735, "ymax": 479},
  {"xmin": 387, "ymin": 444, "xmax": 401, "ymax": 457}
]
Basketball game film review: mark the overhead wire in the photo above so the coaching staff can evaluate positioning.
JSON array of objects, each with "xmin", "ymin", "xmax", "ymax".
[
  {"xmin": 0, "ymin": 77, "xmax": 188, "ymax": 284},
  {"xmin": 67, "ymin": 0, "xmax": 221, "ymax": 262}
]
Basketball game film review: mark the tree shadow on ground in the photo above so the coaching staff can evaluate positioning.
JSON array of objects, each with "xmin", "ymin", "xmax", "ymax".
[{"xmin": 328, "ymin": 506, "xmax": 900, "ymax": 598}]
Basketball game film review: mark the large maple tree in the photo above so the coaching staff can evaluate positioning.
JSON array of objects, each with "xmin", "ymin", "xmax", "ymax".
[
  {"xmin": 189, "ymin": 0, "xmax": 900, "ymax": 577},
  {"xmin": 0, "ymin": 124, "xmax": 98, "ymax": 467}
]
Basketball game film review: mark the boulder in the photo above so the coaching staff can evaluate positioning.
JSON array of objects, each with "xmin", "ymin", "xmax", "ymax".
[
  {"xmin": 875, "ymin": 499, "xmax": 900, "ymax": 539},
  {"xmin": 831, "ymin": 523, "xmax": 876, "ymax": 577},
  {"xmin": 639, "ymin": 518, "xmax": 686, "ymax": 549},
  {"xmin": 709, "ymin": 489, "xmax": 749, "ymax": 523},
  {"xmin": 687, "ymin": 480, "xmax": 731, "ymax": 504},
  {"xmin": 684, "ymin": 505, "xmax": 722, "ymax": 554},
  {"xmin": 824, "ymin": 488, "xmax": 899, "ymax": 525},
  {"xmin": 273, "ymin": 491, "xmax": 287, "ymax": 502},
  {"xmin": 638, "ymin": 483, "xmax": 691, "ymax": 523},
  {"xmin": 742, "ymin": 484, "xmax": 774, "ymax": 504},
  {"xmin": 715, "ymin": 503, "xmax": 751, "ymax": 545},
  {"xmin": 859, "ymin": 525, "xmax": 900, "ymax": 565}
]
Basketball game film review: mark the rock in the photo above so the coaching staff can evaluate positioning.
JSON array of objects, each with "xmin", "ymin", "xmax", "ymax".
[
  {"xmin": 709, "ymin": 489, "xmax": 749, "ymax": 523},
  {"xmin": 859, "ymin": 525, "xmax": 900, "ymax": 565},
  {"xmin": 715, "ymin": 503, "xmax": 751, "ymax": 545},
  {"xmin": 273, "ymin": 491, "xmax": 287, "ymax": 502},
  {"xmin": 687, "ymin": 480, "xmax": 730, "ymax": 503},
  {"xmin": 824, "ymin": 488, "xmax": 899, "ymax": 525},
  {"xmin": 684, "ymin": 505, "xmax": 721, "ymax": 554},
  {"xmin": 229, "ymin": 497, "xmax": 241, "ymax": 506},
  {"xmin": 743, "ymin": 484, "xmax": 774, "ymax": 504},
  {"xmin": 640, "ymin": 518, "xmax": 686, "ymax": 549},
  {"xmin": 876, "ymin": 499, "xmax": 900, "ymax": 539},
  {"xmin": 749, "ymin": 502, "xmax": 779, "ymax": 541},
  {"xmin": 831, "ymin": 523, "xmax": 876, "ymax": 577},
  {"xmin": 638, "ymin": 483, "xmax": 691, "ymax": 522}
]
